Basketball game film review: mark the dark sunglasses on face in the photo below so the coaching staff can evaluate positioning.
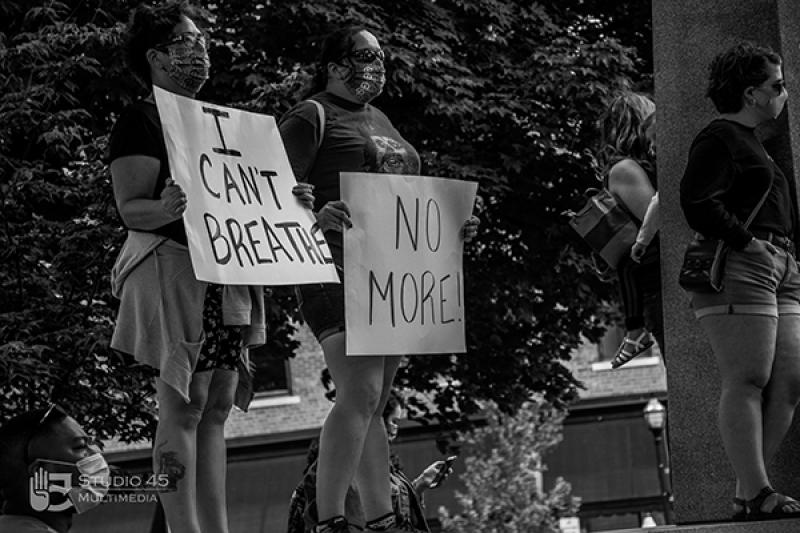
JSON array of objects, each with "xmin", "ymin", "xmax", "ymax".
[
  {"xmin": 346, "ymin": 48, "xmax": 385, "ymax": 63},
  {"xmin": 758, "ymin": 80, "xmax": 786, "ymax": 95},
  {"xmin": 156, "ymin": 32, "xmax": 207, "ymax": 51}
]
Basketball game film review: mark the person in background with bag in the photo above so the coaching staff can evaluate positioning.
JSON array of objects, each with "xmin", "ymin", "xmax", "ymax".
[
  {"xmin": 680, "ymin": 41, "xmax": 800, "ymax": 521},
  {"xmin": 596, "ymin": 92, "xmax": 662, "ymax": 368},
  {"xmin": 278, "ymin": 26, "xmax": 478, "ymax": 533}
]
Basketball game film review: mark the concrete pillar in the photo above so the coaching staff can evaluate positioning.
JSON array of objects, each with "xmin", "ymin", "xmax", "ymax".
[{"xmin": 654, "ymin": 0, "xmax": 800, "ymax": 524}]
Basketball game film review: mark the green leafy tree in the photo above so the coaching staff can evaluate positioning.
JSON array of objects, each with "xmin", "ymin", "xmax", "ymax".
[
  {"xmin": 1, "ymin": 0, "xmax": 650, "ymax": 441},
  {"xmin": 438, "ymin": 399, "xmax": 580, "ymax": 532},
  {"xmin": 208, "ymin": 0, "xmax": 642, "ymax": 420}
]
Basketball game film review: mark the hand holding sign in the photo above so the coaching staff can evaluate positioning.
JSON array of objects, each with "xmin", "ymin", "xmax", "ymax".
[
  {"xmin": 462, "ymin": 215, "xmax": 480, "ymax": 242},
  {"xmin": 317, "ymin": 200, "xmax": 353, "ymax": 232},
  {"xmin": 160, "ymin": 177, "xmax": 187, "ymax": 220},
  {"xmin": 292, "ymin": 182, "xmax": 315, "ymax": 210}
]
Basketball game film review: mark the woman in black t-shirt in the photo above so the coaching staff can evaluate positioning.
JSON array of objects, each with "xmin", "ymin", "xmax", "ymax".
[
  {"xmin": 279, "ymin": 28, "xmax": 478, "ymax": 533},
  {"xmin": 108, "ymin": 4, "xmax": 312, "ymax": 533},
  {"xmin": 680, "ymin": 42, "xmax": 800, "ymax": 521}
]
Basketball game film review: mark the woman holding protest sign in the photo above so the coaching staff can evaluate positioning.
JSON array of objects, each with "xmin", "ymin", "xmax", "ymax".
[
  {"xmin": 108, "ymin": 3, "xmax": 314, "ymax": 533},
  {"xmin": 279, "ymin": 27, "xmax": 479, "ymax": 533}
]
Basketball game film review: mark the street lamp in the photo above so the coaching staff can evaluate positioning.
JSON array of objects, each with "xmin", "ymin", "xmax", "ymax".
[{"xmin": 643, "ymin": 398, "xmax": 674, "ymax": 525}]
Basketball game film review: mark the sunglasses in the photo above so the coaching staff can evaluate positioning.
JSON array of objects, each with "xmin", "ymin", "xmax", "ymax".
[
  {"xmin": 346, "ymin": 48, "xmax": 385, "ymax": 63},
  {"xmin": 156, "ymin": 32, "xmax": 207, "ymax": 51},
  {"xmin": 23, "ymin": 403, "xmax": 68, "ymax": 465}
]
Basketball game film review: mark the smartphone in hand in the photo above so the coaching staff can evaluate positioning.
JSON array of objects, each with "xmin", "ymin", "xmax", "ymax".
[{"xmin": 429, "ymin": 455, "xmax": 458, "ymax": 489}]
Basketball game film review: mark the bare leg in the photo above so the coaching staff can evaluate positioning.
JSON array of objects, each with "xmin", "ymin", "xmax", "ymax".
[
  {"xmin": 154, "ymin": 373, "xmax": 212, "ymax": 533},
  {"xmin": 757, "ymin": 314, "xmax": 800, "ymax": 511},
  {"xmin": 196, "ymin": 368, "xmax": 237, "ymax": 533},
  {"xmin": 699, "ymin": 314, "xmax": 776, "ymax": 501},
  {"xmin": 316, "ymin": 331, "xmax": 386, "ymax": 523},
  {"xmin": 356, "ymin": 355, "xmax": 404, "ymax": 521}
]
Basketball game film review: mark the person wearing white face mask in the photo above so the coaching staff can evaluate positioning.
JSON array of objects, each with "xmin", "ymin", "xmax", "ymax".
[
  {"xmin": 0, "ymin": 405, "xmax": 108, "ymax": 533},
  {"xmin": 279, "ymin": 28, "xmax": 479, "ymax": 533},
  {"xmin": 107, "ymin": 3, "xmax": 315, "ymax": 533}
]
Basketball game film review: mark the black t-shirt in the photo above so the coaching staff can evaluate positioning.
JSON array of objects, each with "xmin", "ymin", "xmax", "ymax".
[
  {"xmin": 108, "ymin": 101, "xmax": 187, "ymax": 245},
  {"xmin": 680, "ymin": 118, "xmax": 794, "ymax": 249},
  {"xmin": 278, "ymin": 91, "xmax": 421, "ymax": 267}
]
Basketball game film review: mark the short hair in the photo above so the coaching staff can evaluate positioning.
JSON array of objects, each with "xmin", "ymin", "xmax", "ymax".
[
  {"xmin": 123, "ymin": 1, "xmax": 209, "ymax": 89},
  {"xmin": 0, "ymin": 408, "xmax": 67, "ymax": 491},
  {"xmin": 305, "ymin": 26, "xmax": 367, "ymax": 98},
  {"xmin": 597, "ymin": 91, "xmax": 655, "ymax": 171},
  {"xmin": 706, "ymin": 42, "xmax": 782, "ymax": 113}
]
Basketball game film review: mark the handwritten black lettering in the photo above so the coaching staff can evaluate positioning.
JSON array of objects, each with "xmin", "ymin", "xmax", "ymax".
[
  {"xmin": 244, "ymin": 220, "xmax": 272, "ymax": 264},
  {"xmin": 425, "ymin": 199, "xmax": 441, "ymax": 252},
  {"xmin": 202, "ymin": 107, "xmax": 242, "ymax": 157},
  {"xmin": 259, "ymin": 170, "xmax": 281, "ymax": 210},
  {"xmin": 199, "ymin": 154, "xmax": 220, "ymax": 199},
  {"xmin": 260, "ymin": 217, "xmax": 294, "ymax": 262},
  {"xmin": 225, "ymin": 218, "xmax": 254, "ymax": 267},
  {"xmin": 420, "ymin": 270, "xmax": 436, "ymax": 325},
  {"xmin": 275, "ymin": 221, "xmax": 304, "ymax": 263},
  {"xmin": 395, "ymin": 196, "xmax": 419, "ymax": 251},
  {"xmin": 223, "ymin": 164, "xmax": 247, "ymax": 205},
  {"xmin": 400, "ymin": 273, "xmax": 418, "ymax": 323},
  {"xmin": 369, "ymin": 271, "xmax": 395, "ymax": 326},
  {"xmin": 311, "ymin": 223, "xmax": 334, "ymax": 264},
  {"xmin": 204, "ymin": 213, "xmax": 231, "ymax": 264}
]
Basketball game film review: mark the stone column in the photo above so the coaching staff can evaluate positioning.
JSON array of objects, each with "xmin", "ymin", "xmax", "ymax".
[{"xmin": 654, "ymin": 0, "xmax": 800, "ymax": 524}]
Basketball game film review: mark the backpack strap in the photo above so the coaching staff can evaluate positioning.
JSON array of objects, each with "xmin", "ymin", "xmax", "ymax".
[{"xmin": 305, "ymin": 99, "xmax": 325, "ymax": 150}]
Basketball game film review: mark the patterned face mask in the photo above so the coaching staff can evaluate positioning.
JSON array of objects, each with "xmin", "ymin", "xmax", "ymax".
[
  {"xmin": 342, "ymin": 49, "xmax": 386, "ymax": 103},
  {"xmin": 159, "ymin": 33, "xmax": 210, "ymax": 94}
]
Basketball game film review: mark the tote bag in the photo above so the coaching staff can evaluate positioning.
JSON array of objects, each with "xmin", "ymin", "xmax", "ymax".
[{"xmin": 569, "ymin": 188, "xmax": 638, "ymax": 269}]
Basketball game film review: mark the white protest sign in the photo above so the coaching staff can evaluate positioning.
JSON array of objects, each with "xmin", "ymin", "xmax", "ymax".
[
  {"xmin": 153, "ymin": 86, "xmax": 338, "ymax": 285},
  {"xmin": 341, "ymin": 172, "xmax": 477, "ymax": 355}
]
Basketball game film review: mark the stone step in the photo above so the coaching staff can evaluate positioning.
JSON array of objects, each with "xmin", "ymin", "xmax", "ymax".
[{"xmin": 605, "ymin": 519, "xmax": 800, "ymax": 533}]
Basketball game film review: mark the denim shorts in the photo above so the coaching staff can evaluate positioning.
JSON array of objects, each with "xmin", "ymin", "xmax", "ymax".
[
  {"xmin": 691, "ymin": 245, "xmax": 800, "ymax": 318},
  {"xmin": 296, "ymin": 270, "xmax": 345, "ymax": 343}
]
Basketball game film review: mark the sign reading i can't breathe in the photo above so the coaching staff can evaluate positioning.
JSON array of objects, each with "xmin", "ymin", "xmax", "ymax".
[
  {"xmin": 341, "ymin": 172, "xmax": 478, "ymax": 356},
  {"xmin": 153, "ymin": 86, "xmax": 339, "ymax": 285}
]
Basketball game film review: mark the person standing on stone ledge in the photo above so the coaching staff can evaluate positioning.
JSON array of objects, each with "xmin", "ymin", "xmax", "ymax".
[
  {"xmin": 680, "ymin": 41, "xmax": 800, "ymax": 521},
  {"xmin": 596, "ymin": 92, "xmax": 663, "ymax": 369}
]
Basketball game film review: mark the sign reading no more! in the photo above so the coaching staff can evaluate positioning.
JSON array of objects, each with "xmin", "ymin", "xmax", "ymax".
[
  {"xmin": 153, "ymin": 86, "xmax": 339, "ymax": 285},
  {"xmin": 342, "ymin": 172, "xmax": 477, "ymax": 356}
]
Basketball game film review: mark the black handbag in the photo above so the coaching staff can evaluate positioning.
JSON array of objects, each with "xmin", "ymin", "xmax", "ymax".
[
  {"xmin": 678, "ymin": 238, "xmax": 728, "ymax": 293},
  {"xmin": 678, "ymin": 182, "xmax": 771, "ymax": 293}
]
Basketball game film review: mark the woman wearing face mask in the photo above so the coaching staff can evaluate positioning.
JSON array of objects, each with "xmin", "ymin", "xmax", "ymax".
[
  {"xmin": 680, "ymin": 42, "xmax": 800, "ymax": 521},
  {"xmin": 107, "ymin": 3, "xmax": 313, "ymax": 533},
  {"xmin": 279, "ymin": 27, "xmax": 478, "ymax": 533}
]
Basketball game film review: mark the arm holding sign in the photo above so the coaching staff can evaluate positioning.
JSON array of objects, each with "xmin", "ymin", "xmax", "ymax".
[{"xmin": 111, "ymin": 156, "xmax": 187, "ymax": 230}]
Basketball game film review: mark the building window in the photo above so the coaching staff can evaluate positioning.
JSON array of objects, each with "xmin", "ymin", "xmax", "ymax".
[{"xmin": 249, "ymin": 345, "xmax": 291, "ymax": 396}]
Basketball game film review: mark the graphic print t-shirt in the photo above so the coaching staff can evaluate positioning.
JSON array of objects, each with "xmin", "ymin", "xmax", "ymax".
[{"xmin": 279, "ymin": 91, "xmax": 421, "ymax": 267}]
